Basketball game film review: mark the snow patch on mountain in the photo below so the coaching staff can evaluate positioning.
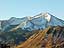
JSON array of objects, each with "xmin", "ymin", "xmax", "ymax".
[
  {"xmin": 32, "ymin": 12, "xmax": 51, "ymax": 22},
  {"xmin": 27, "ymin": 16, "xmax": 32, "ymax": 20},
  {"xmin": 43, "ymin": 12, "xmax": 51, "ymax": 22}
]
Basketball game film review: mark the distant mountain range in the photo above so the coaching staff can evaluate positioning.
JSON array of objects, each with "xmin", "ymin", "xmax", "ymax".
[{"xmin": 0, "ymin": 12, "xmax": 64, "ymax": 32}]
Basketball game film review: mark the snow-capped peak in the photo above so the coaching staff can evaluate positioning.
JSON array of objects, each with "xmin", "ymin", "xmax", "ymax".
[
  {"xmin": 33, "ymin": 12, "xmax": 51, "ymax": 22},
  {"xmin": 43, "ymin": 12, "xmax": 51, "ymax": 22}
]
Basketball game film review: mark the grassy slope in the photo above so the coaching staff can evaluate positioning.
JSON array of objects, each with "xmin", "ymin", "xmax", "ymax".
[{"xmin": 16, "ymin": 26, "xmax": 64, "ymax": 48}]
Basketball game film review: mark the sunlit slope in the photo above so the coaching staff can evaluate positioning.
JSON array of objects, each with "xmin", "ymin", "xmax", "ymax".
[
  {"xmin": 16, "ymin": 27, "xmax": 50, "ymax": 48},
  {"xmin": 16, "ymin": 26, "xmax": 64, "ymax": 48}
]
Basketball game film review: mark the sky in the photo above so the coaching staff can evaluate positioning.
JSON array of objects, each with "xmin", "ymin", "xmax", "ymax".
[{"xmin": 0, "ymin": 0, "xmax": 64, "ymax": 20}]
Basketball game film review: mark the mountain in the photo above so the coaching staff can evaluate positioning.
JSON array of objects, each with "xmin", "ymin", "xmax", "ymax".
[
  {"xmin": 16, "ymin": 26, "xmax": 64, "ymax": 48},
  {"xmin": 1, "ymin": 17, "xmax": 28, "ymax": 31},
  {"xmin": 0, "ymin": 12, "xmax": 64, "ymax": 48},
  {"xmin": 0, "ymin": 12, "xmax": 64, "ymax": 32}
]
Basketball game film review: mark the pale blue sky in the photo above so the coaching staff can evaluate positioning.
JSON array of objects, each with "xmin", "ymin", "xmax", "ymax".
[{"xmin": 0, "ymin": 0, "xmax": 64, "ymax": 20}]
